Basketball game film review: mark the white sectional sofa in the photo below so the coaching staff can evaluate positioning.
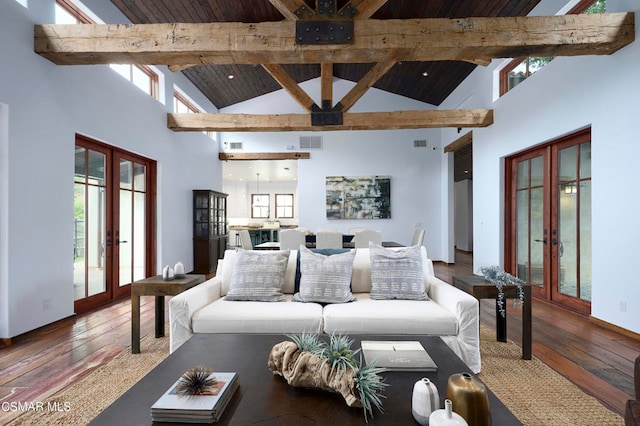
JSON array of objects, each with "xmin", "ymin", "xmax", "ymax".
[{"xmin": 169, "ymin": 246, "xmax": 481, "ymax": 373}]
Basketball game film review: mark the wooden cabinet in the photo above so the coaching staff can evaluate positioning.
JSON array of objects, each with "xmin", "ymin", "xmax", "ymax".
[{"xmin": 193, "ymin": 190, "xmax": 228, "ymax": 274}]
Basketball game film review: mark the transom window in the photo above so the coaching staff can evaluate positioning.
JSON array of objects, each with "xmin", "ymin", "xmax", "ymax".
[
  {"xmin": 55, "ymin": 0, "xmax": 158, "ymax": 99},
  {"xmin": 275, "ymin": 194, "xmax": 294, "ymax": 219},
  {"xmin": 174, "ymin": 89, "xmax": 216, "ymax": 139},
  {"xmin": 499, "ymin": 0, "xmax": 606, "ymax": 96}
]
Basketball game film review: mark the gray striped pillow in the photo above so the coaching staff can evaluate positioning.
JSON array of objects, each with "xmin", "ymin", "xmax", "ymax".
[
  {"xmin": 369, "ymin": 243, "xmax": 428, "ymax": 300},
  {"xmin": 225, "ymin": 250, "xmax": 290, "ymax": 301},
  {"xmin": 293, "ymin": 246, "xmax": 356, "ymax": 303}
]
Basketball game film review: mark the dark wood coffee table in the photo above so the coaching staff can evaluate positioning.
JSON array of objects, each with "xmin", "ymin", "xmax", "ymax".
[{"xmin": 90, "ymin": 334, "xmax": 521, "ymax": 425}]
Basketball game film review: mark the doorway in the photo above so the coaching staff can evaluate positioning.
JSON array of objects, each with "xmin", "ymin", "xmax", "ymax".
[
  {"xmin": 73, "ymin": 135, "xmax": 156, "ymax": 313},
  {"xmin": 505, "ymin": 128, "xmax": 592, "ymax": 314}
]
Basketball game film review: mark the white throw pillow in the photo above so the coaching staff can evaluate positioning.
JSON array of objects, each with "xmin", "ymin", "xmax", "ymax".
[
  {"xmin": 293, "ymin": 246, "xmax": 357, "ymax": 304},
  {"xmin": 369, "ymin": 243, "xmax": 428, "ymax": 300},
  {"xmin": 225, "ymin": 249, "xmax": 290, "ymax": 301}
]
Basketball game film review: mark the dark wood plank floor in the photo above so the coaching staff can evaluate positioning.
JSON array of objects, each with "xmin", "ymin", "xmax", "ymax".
[{"xmin": 0, "ymin": 251, "xmax": 638, "ymax": 424}]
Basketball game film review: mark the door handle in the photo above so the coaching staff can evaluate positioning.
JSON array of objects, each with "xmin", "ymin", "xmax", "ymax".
[
  {"xmin": 116, "ymin": 239, "xmax": 128, "ymax": 245},
  {"xmin": 534, "ymin": 238, "xmax": 547, "ymax": 244}
]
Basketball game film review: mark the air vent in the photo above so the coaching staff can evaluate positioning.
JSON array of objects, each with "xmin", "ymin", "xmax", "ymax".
[
  {"xmin": 413, "ymin": 139, "xmax": 428, "ymax": 148},
  {"xmin": 228, "ymin": 141, "xmax": 243, "ymax": 150},
  {"xmin": 300, "ymin": 136, "xmax": 323, "ymax": 150}
]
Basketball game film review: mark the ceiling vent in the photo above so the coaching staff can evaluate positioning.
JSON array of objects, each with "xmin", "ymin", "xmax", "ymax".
[
  {"xmin": 413, "ymin": 139, "xmax": 428, "ymax": 148},
  {"xmin": 300, "ymin": 136, "xmax": 323, "ymax": 150},
  {"xmin": 228, "ymin": 141, "xmax": 243, "ymax": 150}
]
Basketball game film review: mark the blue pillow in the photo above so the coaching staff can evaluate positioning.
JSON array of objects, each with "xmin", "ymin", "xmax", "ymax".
[{"xmin": 294, "ymin": 248, "xmax": 350, "ymax": 293}]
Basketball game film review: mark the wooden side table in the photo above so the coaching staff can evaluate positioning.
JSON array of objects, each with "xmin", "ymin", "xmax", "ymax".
[
  {"xmin": 452, "ymin": 275, "xmax": 532, "ymax": 360},
  {"xmin": 131, "ymin": 274, "xmax": 205, "ymax": 354}
]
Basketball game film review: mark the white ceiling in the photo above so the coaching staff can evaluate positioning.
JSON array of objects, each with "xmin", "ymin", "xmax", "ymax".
[{"xmin": 222, "ymin": 160, "xmax": 298, "ymax": 183}]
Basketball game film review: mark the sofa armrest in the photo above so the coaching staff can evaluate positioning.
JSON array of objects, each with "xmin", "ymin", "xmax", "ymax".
[
  {"xmin": 169, "ymin": 277, "xmax": 222, "ymax": 353},
  {"xmin": 428, "ymin": 275, "xmax": 481, "ymax": 373}
]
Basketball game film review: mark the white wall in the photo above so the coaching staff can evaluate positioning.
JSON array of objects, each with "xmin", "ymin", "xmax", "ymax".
[
  {"xmin": 440, "ymin": 0, "xmax": 640, "ymax": 333},
  {"xmin": 0, "ymin": 0, "xmax": 222, "ymax": 338},
  {"xmin": 220, "ymin": 79, "xmax": 444, "ymax": 254}
]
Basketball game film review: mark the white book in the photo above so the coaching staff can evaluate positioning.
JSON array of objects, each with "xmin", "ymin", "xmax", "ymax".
[{"xmin": 361, "ymin": 341, "xmax": 438, "ymax": 372}]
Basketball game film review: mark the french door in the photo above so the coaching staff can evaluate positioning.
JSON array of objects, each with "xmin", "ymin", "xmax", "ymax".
[
  {"xmin": 73, "ymin": 135, "xmax": 156, "ymax": 312},
  {"xmin": 506, "ymin": 128, "xmax": 591, "ymax": 314}
]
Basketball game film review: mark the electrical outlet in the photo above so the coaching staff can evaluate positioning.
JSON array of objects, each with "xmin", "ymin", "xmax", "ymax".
[
  {"xmin": 619, "ymin": 301, "xmax": 627, "ymax": 312},
  {"xmin": 42, "ymin": 298, "xmax": 50, "ymax": 310}
]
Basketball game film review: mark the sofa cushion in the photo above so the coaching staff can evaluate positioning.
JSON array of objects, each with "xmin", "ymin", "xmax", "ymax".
[
  {"xmin": 192, "ymin": 294, "xmax": 323, "ymax": 334},
  {"xmin": 294, "ymin": 248, "xmax": 351, "ymax": 293},
  {"xmin": 350, "ymin": 247, "xmax": 431, "ymax": 294},
  {"xmin": 220, "ymin": 249, "xmax": 298, "ymax": 296},
  {"xmin": 369, "ymin": 243, "xmax": 428, "ymax": 300},
  {"xmin": 225, "ymin": 249, "xmax": 290, "ymax": 301},
  {"xmin": 293, "ymin": 246, "xmax": 356, "ymax": 304},
  {"xmin": 323, "ymin": 293, "xmax": 458, "ymax": 335}
]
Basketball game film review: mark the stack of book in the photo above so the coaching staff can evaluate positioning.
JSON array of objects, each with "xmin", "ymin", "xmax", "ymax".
[{"xmin": 151, "ymin": 371, "xmax": 239, "ymax": 423}]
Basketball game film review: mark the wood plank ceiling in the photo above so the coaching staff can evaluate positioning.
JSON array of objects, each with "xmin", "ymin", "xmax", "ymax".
[{"xmin": 109, "ymin": 0, "xmax": 543, "ymax": 109}]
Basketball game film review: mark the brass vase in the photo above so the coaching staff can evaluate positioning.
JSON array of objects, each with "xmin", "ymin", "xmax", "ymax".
[{"xmin": 445, "ymin": 373, "xmax": 491, "ymax": 426}]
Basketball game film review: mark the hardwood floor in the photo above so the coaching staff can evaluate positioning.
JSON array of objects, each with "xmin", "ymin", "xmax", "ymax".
[{"xmin": 0, "ymin": 251, "xmax": 638, "ymax": 424}]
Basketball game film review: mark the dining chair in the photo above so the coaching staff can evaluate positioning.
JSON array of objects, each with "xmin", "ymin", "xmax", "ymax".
[
  {"xmin": 279, "ymin": 229, "xmax": 306, "ymax": 250},
  {"xmin": 412, "ymin": 228, "xmax": 426, "ymax": 246},
  {"xmin": 316, "ymin": 230, "xmax": 343, "ymax": 249},
  {"xmin": 353, "ymin": 229, "xmax": 382, "ymax": 248},
  {"xmin": 239, "ymin": 229, "xmax": 253, "ymax": 250}
]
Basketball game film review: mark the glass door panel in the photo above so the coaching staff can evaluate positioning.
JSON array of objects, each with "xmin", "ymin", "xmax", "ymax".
[
  {"xmin": 117, "ymin": 158, "xmax": 147, "ymax": 289},
  {"xmin": 558, "ymin": 181, "xmax": 578, "ymax": 297},
  {"xmin": 74, "ymin": 145, "xmax": 108, "ymax": 303},
  {"xmin": 553, "ymin": 141, "xmax": 591, "ymax": 306},
  {"xmin": 514, "ymin": 154, "xmax": 546, "ymax": 293}
]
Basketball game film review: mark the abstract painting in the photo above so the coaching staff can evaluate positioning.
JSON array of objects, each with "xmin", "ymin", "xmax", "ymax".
[{"xmin": 326, "ymin": 176, "xmax": 391, "ymax": 220}]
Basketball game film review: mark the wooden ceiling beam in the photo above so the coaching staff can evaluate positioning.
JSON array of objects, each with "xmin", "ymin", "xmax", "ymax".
[
  {"xmin": 34, "ymin": 13, "xmax": 635, "ymax": 66},
  {"xmin": 339, "ymin": 61, "xmax": 395, "ymax": 112},
  {"xmin": 167, "ymin": 109, "xmax": 493, "ymax": 132},
  {"xmin": 321, "ymin": 63, "xmax": 333, "ymax": 107},
  {"xmin": 346, "ymin": 0, "xmax": 389, "ymax": 20},
  {"xmin": 262, "ymin": 64, "xmax": 317, "ymax": 112},
  {"xmin": 219, "ymin": 152, "xmax": 310, "ymax": 160},
  {"xmin": 444, "ymin": 131, "xmax": 473, "ymax": 153},
  {"xmin": 267, "ymin": 0, "xmax": 309, "ymax": 21}
]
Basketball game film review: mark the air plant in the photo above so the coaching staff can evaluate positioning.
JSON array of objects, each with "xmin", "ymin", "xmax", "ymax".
[
  {"xmin": 176, "ymin": 365, "xmax": 218, "ymax": 396},
  {"xmin": 287, "ymin": 332, "xmax": 325, "ymax": 355},
  {"xmin": 323, "ymin": 333, "xmax": 359, "ymax": 375},
  {"xmin": 353, "ymin": 357, "xmax": 388, "ymax": 422},
  {"xmin": 480, "ymin": 265, "xmax": 526, "ymax": 318}
]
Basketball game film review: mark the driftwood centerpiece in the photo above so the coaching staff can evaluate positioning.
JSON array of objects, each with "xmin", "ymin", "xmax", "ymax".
[{"xmin": 268, "ymin": 334, "xmax": 387, "ymax": 421}]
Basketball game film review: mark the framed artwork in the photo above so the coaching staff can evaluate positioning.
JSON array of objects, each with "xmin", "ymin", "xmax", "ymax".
[{"xmin": 326, "ymin": 176, "xmax": 391, "ymax": 220}]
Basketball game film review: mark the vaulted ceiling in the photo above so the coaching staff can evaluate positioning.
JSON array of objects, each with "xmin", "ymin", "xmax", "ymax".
[{"xmin": 109, "ymin": 0, "xmax": 543, "ymax": 109}]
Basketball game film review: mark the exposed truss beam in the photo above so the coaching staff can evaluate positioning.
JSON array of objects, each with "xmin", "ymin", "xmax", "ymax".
[
  {"xmin": 267, "ymin": 0, "xmax": 308, "ymax": 21},
  {"xmin": 338, "ymin": 61, "xmax": 395, "ymax": 112},
  {"xmin": 34, "ymin": 13, "xmax": 635, "ymax": 66},
  {"xmin": 262, "ymin": 64, "xmax": 317, "ymax": 112},
  {"xmin": 167, "ymin": 109, "xmax": 493, "ymax": 132},
  {"xmin": 321, "ymin": 63, "xmax": 333, "ymax": 107},
  {"xmin": 347, "ymin": 0, "xmax": 389, "ymax": 20}
]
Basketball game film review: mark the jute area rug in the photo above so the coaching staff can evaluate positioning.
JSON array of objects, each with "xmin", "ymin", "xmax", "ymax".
[{"xmin": 10, "ymin": 325, "xmax": 623, "ymax": 425}]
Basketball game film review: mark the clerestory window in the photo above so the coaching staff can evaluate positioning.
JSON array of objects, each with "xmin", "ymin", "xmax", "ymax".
[{"xmin": 499, "ymin": 0, "xmax": 606, "ymax": 96}]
